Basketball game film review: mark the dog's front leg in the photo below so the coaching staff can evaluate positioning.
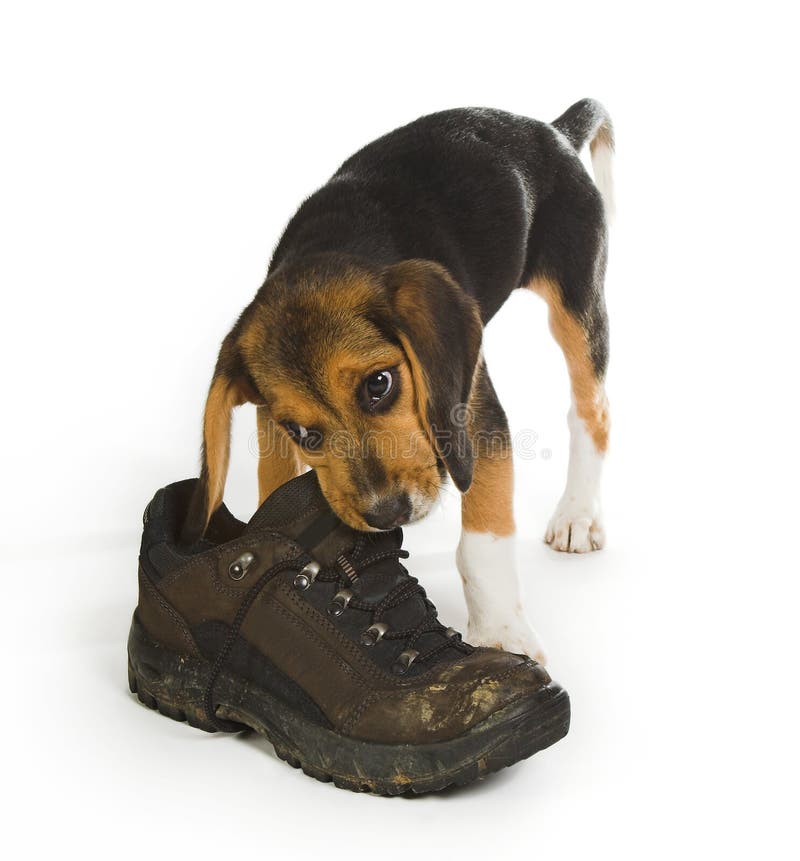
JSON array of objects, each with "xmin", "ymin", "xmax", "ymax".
[{"xmin": 455, "ymin": 373, "xmax": 546, "ymax": 664}]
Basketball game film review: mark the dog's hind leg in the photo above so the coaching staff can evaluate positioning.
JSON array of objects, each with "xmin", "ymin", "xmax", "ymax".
[
  {"xmin": 527, "ymin": 187, "xmax": 610, "ymax": 553},
  {"xmin": 533, "ymin": 273, "xmax": 609, "ymax": 552},
  {"xmin": 523, "ymin": 101, "xmax": 614, "ymax": 553},
  {"xmin": 456, "ymin": 362, "xmax": 547, "ymax": 663}
]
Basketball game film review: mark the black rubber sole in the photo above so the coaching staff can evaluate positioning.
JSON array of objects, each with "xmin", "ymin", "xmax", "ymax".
[{"xmin": 127, "ymin": 614, "xmax": 570, "ymax": 795}]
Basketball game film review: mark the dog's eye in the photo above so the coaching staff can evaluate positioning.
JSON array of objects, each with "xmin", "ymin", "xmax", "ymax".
[
  {"xmin": 358, "ymin": 367, "xmax": 399, "ymax": 413},
  {"xmin": 364, "ymin": 370, "xmax": 393, "ymax": 403},
  {"xmin": 283, "ymin": 421, "xmax": 323, "ymax": 451}
]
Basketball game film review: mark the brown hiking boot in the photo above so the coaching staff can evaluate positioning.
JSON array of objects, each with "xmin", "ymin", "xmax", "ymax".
[{"xmin": 128, "ymin": 470, "xmax": 569, "ymax": 794}]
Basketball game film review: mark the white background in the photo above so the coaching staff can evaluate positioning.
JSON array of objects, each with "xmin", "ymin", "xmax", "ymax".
[{"xmin": 1, "ymin": 1, "xmax": 798, "ymax": 858}]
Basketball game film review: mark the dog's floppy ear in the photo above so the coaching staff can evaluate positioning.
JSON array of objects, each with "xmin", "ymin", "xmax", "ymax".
[
  {"xmin": 383, "ymin": 260, "xmax": 483, "ymax": 492},
  {"xmin": 180, "ymin": 330, "xmax": 263, "ymax": 545}
]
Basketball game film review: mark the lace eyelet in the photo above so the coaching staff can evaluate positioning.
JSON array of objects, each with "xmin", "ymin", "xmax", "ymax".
[
  {"xmin": 228, "ymin": 552, "xmax": 256, "ymax": 581},
  {"xmin": 360, "ymin": 622, "xmax": 389, "ymax": 646},
  {"xmin": 392, "ymin": 649, "xmax": 420, "ymax": 675},
  {"xmin": 444, "ymin": 627, "xmax": 459, "ymax": 639},
  {"xmin": 293, "ymin": 559, "xmax": 320, "ymax": 591},
  {"xmin": 327, "ymin": 588, "xmax": 354, "ymax": 617}
]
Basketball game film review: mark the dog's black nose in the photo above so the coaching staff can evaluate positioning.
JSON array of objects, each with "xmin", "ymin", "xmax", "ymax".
[{"xmin": 363, "ymin": 493, "xmax": 412, "ymax": 530}]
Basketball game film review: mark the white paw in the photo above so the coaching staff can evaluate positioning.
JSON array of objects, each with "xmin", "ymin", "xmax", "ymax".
[
  {"xmin": 545, "ymin": 503, "xmax": 605, "ymax": 553},
  {"xmin": 467, "ymin": 615, "xmax": 548, "ymax": 666}
]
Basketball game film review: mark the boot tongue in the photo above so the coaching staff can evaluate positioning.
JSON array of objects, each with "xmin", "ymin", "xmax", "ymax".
[
  {"xmin": 245, "ymin": 470, "xmax": 401, "ymax": 572},
  {"xmin": 245, "ymin": 469, "xmax": 330, "ymax": 536}
]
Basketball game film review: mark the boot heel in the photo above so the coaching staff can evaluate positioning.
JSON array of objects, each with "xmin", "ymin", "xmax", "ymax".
[{"xmin": 127, "ymin": 613, "xmax": 221, "ymax": 733}]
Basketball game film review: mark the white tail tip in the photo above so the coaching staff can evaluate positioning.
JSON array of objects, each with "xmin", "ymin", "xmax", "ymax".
[{"xmin": 590, "ymin": 136, "xmax": 615, "ymax": 223}]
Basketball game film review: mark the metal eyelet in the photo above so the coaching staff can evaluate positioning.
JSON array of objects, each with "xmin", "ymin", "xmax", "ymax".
[
  {"xmin": 392, "ymin": 649, "xmax": 420, "ymax": 675},
  {"xmin": 360, "ymin": 622, "xmax": 389, "ymax": 646},
  {"xmin": 228, "ymin": 552, "xmax": 256, "ymax": 581},
  {"xmin": 293, "ymin": 559, "xmax": 320, "ymax": 591},
  {"xmin": 444, "ymin": 627, "xmax": 459, "ymax": 639},
  {"xmin": 327, "ymin": 588, "xmax": 354, "ymax": 617}
]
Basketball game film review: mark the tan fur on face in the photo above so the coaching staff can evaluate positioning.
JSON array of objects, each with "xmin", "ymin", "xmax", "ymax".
[
  {"xmin": 528, "ymin": 276, "xmax": 609, "ymax": 452},
  {"xmin": 259, "ymin": 358, "xmax": 440, "ymax": 530},
  {"xmin": 237, "ymin": 270, "xmax": 445, "ymax": 530}
]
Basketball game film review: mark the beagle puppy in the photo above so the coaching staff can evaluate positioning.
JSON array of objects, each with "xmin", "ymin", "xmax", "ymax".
[{"xmin": 181, "ymin": 99, "xmax": 614, "ymax": 663}]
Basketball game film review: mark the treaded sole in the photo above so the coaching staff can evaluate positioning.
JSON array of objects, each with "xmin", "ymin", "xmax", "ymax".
[
  {"xmin": 127, "ymin": 613, "xmax": 570, "ymax": 795},
  {"xmin": 229, "ymin": 687, "xmax": 570, "ymax": 795}
]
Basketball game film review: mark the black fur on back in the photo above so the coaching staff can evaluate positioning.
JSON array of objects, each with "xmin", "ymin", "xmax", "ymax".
[{"xmin": 267, "ymin": 104, "xmax": 610, "ymax": 337}]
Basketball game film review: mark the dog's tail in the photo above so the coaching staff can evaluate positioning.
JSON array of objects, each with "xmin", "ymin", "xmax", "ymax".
[{"xmin": 552, "ymin": 98, "xmax": 615, "ymax": 221}]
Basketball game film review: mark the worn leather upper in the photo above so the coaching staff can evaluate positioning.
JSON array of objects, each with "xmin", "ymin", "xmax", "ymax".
[{"xmin": 137, "ymin": 471, "xmax": 551, "ymax": 744}]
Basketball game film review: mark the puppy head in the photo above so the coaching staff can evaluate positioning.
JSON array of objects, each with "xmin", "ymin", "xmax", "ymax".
[{"xmin": 181, "ymin": 258, "xmax": 482, "ymax": 541}]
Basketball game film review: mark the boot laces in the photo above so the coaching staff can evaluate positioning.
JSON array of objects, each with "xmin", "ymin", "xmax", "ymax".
[{"xmin": 312, "ymin": 533, "xmax": 473, "ymax": 671}]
